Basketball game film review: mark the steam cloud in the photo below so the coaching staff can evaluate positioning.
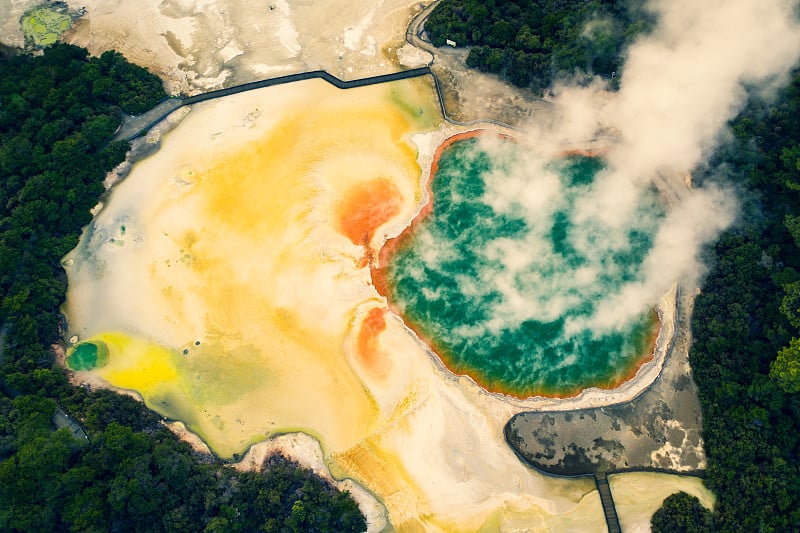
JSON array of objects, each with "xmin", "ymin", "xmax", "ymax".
[{"xmin": 474, "ymin": 0, "xmax": 800, "ymax": 335}]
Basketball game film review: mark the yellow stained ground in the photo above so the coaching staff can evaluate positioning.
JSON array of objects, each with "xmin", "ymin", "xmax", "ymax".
[
  {"xmin": 63, "ymin": 78, "xmax": 715, "ymax": 531},
  {"xmin": 66, "ymin": 79, "xmax": 432, "ymax": 458}
]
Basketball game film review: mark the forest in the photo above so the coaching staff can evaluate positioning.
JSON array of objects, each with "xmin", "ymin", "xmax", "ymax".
[
  {"xmin": 426, "ymin": 0, "xmax": 800, "ymax": 530},
  {"xmin": 0, "ymin": 44, "xmax": 366, "ymax": 532},
  {"xmin": 425, "ymin": 0, "xmax": 653, "ymax": 92},
  {"xmin": 650, "ymin": 66, "xmax": 800, "ymax": 531}
]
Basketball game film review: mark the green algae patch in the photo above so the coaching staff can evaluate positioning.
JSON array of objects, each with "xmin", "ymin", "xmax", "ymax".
[
  {"xmin": 388, "ymin": 79, "xmax": 442, "ymax": 129},
  {"xmin": 66, "ymin": 341, "xmax": 110, "ymax": 371},
  {"xmin": 21, "ymin": 4, "xmax": 73, "ymax": 48}
]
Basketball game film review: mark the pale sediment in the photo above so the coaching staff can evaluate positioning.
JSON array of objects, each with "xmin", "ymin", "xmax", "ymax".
[{"xmin": 55, "ymin": 0, "xmax": 430, "ymax": 95}]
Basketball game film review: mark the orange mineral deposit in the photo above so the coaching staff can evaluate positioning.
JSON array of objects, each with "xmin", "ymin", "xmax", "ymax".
[
  {"xmin": 356, "ymin": 307, "xmax": 391, "ymax": 378},
  {"xmin": 337, "ymin": 178, "xmax": 403, "ymax": 247}
]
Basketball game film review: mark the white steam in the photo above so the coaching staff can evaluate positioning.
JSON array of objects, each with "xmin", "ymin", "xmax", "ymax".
[{"xmin": 484, "ymin": 0, "xmax": 800, "ymax": 335}]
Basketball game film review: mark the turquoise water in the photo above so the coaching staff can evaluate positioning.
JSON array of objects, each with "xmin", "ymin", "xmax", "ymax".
[
  {"xmin": 386, "ymin": 138, "xmax": 664, "ymax": 397},
  {"xmin": 66, "ymin": 341, "xmax": 109, "ymax": 371}
]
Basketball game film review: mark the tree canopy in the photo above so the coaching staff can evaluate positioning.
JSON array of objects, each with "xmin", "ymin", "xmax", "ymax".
[
  {"xmin": 651, "ymin": 67, "xmax": 800, "ymax": 532},
  {"xmin": 426, "ymin": 0, "xmax": 652, "ymax": 92}
]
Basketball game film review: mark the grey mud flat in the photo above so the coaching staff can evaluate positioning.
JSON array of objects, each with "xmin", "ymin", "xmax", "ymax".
[{"xmin": 505, "ymin": 283, "xmax": 706, "ymax": 477}]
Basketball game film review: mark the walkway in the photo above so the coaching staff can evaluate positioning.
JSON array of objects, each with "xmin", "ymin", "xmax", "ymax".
[
  {"xmin": 113, "ymin": 0, "xmax": 514, "ymax": 142},
  {"xmin": 405, "ymin": 1, "xmax": 439, "ymax": 59},
  {"xmin": 53, "ymin": 407, "xmax": 89, "ymax": 442},
  {"xmin": 595, "ymin": 473, "xmax": 622, "ymax": 533},
  {"xmin": 114, "ymin": 67, "xmax": 432, "ymax": 141},
  {"xmin": 113, "ymin": 97, "xmax": 182, "ymax": 141}
]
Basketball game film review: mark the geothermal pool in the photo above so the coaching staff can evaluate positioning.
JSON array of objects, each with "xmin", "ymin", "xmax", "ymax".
[
  {"xmin": 62, "ymin": 78, "xmax": 712, "ymax": 531},
  {"xmin": 379, "ymin": 136, "xmax": 664, "ymax": 398}
]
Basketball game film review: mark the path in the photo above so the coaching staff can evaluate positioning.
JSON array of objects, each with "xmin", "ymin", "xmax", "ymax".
[
  {"xmin": 113, "ymin": 0, "xmax": 514, "ymax": 142},
  {"xmin": 182, "ymin": 67, "xmax": 431, "ymax": 104},
  {"xmin": 113, "ymin": 97, "xmax": 182, "ymax": 141},
  {"xmin": 595, "ymin": 473, "xmax": 622, "ymax": 533},
  {"xmin": 405, "ymin": 1, "xmax": 439, "ymax": 60},
  {"xmin": 53, "ymin": 406, "xmax": 89, "ymax": 442},
  {"xmin": 114, "ymin": 67, "xmax": 432, "ymax": 142}
]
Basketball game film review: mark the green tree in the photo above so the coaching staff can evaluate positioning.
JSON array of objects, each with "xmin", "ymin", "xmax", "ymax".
[
  {"xmin": 771, "ymin": 338, "xmax": 800, "ymax": 393},
  {"xmin": 786, "ymin": 214, "xmax": 800, "ymax": 248},
  {"xmin": 781, "ymin": 280, "xmax": 800, "ymax": 329},
  {"xmin": 651, "ymin": 492, "xmax": 713, "ymax": 533}
]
